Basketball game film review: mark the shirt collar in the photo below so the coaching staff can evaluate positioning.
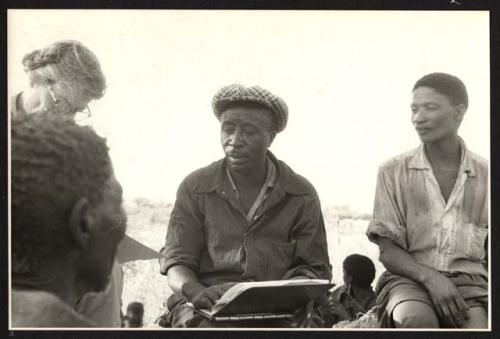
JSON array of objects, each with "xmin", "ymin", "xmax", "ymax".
[
  {"xmin": 225, "ymin": 156, "xmax": 276, "ymax": 200},
  {"xmin": 408, "ymin": 137, "xmax": 475, "ymax": 177}
]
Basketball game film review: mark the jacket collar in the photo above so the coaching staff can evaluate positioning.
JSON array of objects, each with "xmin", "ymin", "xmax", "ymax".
[{"xmin": 408, "ymin": 137, "xmax": 476, "ymax": 177}]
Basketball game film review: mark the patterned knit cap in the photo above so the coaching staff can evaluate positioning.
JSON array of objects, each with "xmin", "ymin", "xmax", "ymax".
[{"xmin": 212, "ymin": 84, "xmax": 288, "ymax": 133}]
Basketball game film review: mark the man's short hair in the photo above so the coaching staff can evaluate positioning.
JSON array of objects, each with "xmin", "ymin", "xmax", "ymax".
[
  {"xmin": 343, "ymin": 254, "xmax": 376, "ymax": 289},
  {"xmin": 413, "ymin": 72, "xmax": 468, "ymax": 109},
  {"xmin": 11, "ymin": 114, "xmax": 111, "ymax": 275}
]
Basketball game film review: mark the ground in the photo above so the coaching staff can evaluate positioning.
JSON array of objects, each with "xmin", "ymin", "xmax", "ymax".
[{"xmin": 120, "ymin": 199, "xmax": 383, "ymax": 327}]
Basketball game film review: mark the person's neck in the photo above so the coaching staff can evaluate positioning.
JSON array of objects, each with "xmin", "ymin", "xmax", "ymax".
[
  {"xmin": 13, "ymin": 262, "xmax": 84, "ymax": 307},
  {"xmin": 424, "ymin": 134, "xmax": 461, "ymax": 166},
  {"xmin": 229, "ymin": 159, "xmax": 267, "ymax": 189},
  {"xmin": 349, "ymin": 285, "xmax": 372, "ymax": 300}
]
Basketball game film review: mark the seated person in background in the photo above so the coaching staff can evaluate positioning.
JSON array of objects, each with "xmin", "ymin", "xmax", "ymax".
[
  {"xmin": 366, "ymin": 73, "xmax": 488, "ymax": 328},
  {"xmin": 328, "ymin": 254, "xmax": 377, "ymax": 325},
  {"xmin": 124, "ymin": 302, "xmax": 144, "ymax": 328},
  {"xmin": 160, "ymin": 84, "xmax": 332, "ymax": 328},
  {"xmin": 11, "ymin": 114, "xmax": 127, "ymax": 327}
]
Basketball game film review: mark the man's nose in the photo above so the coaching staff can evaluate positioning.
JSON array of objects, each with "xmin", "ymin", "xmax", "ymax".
[
  {"xmin": 230, "ymin": 128, "xmax": 244, "ymax": 146},
  {"xmin": 412, "ymin": 108, "xmax": 427, "ymax": 124}
]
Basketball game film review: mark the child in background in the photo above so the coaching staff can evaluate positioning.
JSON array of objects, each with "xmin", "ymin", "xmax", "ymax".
[
  {"xmin": 124, "ymin": 302, "xmax": 144, "ymax": 328},
  {"xmin": 328, "ymin": 254, "xmax": 377, "ymax": 325}
]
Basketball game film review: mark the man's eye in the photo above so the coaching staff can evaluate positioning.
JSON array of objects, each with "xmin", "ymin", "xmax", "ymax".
[
  {"xmin": 425, "ymin": 104, "xmax": 439, "ymax": 110},
  {"xmin": 222, "ymin": 126, "xmax": 235, "ymax": 133},
  {"xmin": 243, "ymin": 128, "xmax": 257, "ymax": 135}
]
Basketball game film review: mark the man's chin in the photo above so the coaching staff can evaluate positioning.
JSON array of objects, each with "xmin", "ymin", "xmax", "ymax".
[{"xmin": 227, "ymin": 158, "xmax": 251, "ymax": 172}]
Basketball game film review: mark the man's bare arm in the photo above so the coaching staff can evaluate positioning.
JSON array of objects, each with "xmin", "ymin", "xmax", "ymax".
[
  {"xmin": 166, "ymin": 265, "xmax": 199, "ymax": 294},
  {"xmin": 377, "ymin": 237, "xmax": 469, "ymax": 327}
]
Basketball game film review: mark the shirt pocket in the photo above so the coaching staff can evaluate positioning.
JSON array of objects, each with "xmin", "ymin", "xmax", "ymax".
[
  {"xmin": 264, "ymin": 240, "xmax": 295, "ymax": 280},
  {"xmin": 465, "ymin": 223, "xmax": 488, "ymax": 261}
]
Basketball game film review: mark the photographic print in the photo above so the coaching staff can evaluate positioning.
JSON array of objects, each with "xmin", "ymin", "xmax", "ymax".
[{"xmin": 7, "ymin": 9, "xmax": 490, "ymax": 331}]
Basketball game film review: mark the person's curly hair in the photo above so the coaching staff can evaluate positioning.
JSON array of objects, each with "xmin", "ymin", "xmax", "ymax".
[
  {"xmin": 22, "ymin": 40, "xmax": 106, "ymax": 101},
  {"xmin": 343, "ymin": 254, "xmax": 376, "ymax": 289},
  {"xmin": 11, "ymin": 113, "xmax": 111, "ymax": 275}
]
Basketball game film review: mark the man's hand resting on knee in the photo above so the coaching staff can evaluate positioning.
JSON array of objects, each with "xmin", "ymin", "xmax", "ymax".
[
  {"xmin": 377, "ymin": 237, "xmax": 470, "ymax": 328},
  {"xmin": 421, "ymin": 270, "xmax": 469, "ymax": 328}
]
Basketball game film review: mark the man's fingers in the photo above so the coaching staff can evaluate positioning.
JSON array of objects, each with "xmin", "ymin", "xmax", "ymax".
[
  {"xmin": 204, "ymin": 291, "xmax": 220, "ymax": 303},
  {"xmin": 222, "ymin": 282, "xmax": 236, "ymax": 290},
  {"xmin": 436, "ymin": 302, "xmax": 455, "ymax": 328},
  {"xmin": 208, "ymin": 283, "xmax": 236, "ymax": 297},
  {"xmin": 208, "ymin": 286, "xmax": 225, "ymax": 297},
  {"xmin": 193, "ymin": 290, "xmax": 220, "ymax": 308},
  {"xmin": 447, "ymin": 301, "xmax": 464, "ymax": 328},
  {"xmin": 432, "ymin": 300, "xmax": 444, "ymax": 320},
  {"xmin": 193, "ymin": 296, "xmax": 214, "ymax": 309},
  {"xmin": 455, "ymin": 297, "xmax": 470, "ymax": 319},
  {"xmin": 441, "ymin": 306, "xmax": 456, "ymax": 328}
]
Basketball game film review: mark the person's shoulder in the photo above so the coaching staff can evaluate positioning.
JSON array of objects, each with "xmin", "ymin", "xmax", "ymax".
[
  {"xmin": 466, "ymin": 149, "xmax": 488, "ymax": 171},
  {"xmin": 12, "ymin": 289, "xmax": 93, "ymax": 328},
  {"xmin": 378, "ymin": 146, "xmax": 420, "ymax": 173},
  {"xmin": 276, "ymin": 159, "xmax": 318, "ymax": 196},
  {"xmin": 180, "ymin": 159, "xmax": 224, "ymax": 191}
]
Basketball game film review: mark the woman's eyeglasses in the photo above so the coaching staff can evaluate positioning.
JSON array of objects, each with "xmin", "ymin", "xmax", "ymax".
[{"xmin": 46, "ymin": 83, "xmax": 92, "ymax": 121}]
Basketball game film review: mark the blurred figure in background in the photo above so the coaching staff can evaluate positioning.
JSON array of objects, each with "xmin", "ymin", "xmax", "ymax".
[
  {"xmin": 10, "ymin": 40, "xmax": 106, "ymax": 121},
  {"xmin": 124, "ymin": 302, "xmax": 144, "ymax": 328},
  {"xmin": 327, "ymin": 254, "xmax": 377, "ymax": 326},
  {"xmin": 11, "ymin": 114, "xmax": 126, "ymax": 327}
]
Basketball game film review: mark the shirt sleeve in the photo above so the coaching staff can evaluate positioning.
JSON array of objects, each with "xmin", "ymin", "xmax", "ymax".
[
  {"xmin": 366, "ymin": 166, "xmax": 408, "ymax": 250},
  {"xmin": 282, "ymin": 192, "xmax": 332, "ymax": 281},
  {"xmin": 159, "ymin": 178, "xmax": 205, "ymax": 275}
]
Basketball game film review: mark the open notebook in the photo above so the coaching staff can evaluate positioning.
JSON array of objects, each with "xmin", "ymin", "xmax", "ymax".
[{"xmin": 188, "ymin": 279, "xmax": 333, "ymax": 322}]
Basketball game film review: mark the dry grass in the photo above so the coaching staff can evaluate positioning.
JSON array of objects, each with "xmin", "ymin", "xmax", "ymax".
[
  {"xmin": 332, "ymin": 308, "xmax": 379, "ymax": 328},
  {"xmin": 120, "ymin": 199, "xmax": 382, "ymax": 328}
]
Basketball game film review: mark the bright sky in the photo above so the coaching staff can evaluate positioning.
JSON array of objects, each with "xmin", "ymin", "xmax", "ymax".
[{"xmin": 8, "ymin": 10, "xmax": 489, "ymax": 213}]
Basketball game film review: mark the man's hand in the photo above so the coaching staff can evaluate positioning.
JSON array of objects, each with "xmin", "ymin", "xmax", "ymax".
[
  {"xmin": 328, "ymin": 298, "xmax": 352, "ymax": 321},
  {"xmin": 181, "ymin": 281, "xmax": 236, "ymax": 309},
  {"xmin": 422, "ymin": 270, "xmax": 469, "ymax": 327}
]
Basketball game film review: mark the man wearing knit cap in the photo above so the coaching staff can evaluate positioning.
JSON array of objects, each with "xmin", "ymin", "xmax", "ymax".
[{"xmin": 159, "ymin": 84, "xmax": 332, "ymax": 328}]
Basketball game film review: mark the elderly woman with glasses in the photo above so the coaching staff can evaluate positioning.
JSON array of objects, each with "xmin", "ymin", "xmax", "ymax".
[{"xmin": 11, "ymin": 40, "xmax": 106, "ymax": 121}]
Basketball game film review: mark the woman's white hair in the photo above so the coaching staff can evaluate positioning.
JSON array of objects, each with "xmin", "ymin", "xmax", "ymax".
[{"xmin": 22, "ymin": 40, "xmax": 106, "ymax": 103}]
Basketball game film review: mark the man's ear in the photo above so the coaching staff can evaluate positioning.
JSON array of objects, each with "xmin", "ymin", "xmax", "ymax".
[
  {"xmin": 69, "ymin": 198, "xmax": 93, "ymax": 250},
  {"xmin": 455, "ymin": 103, "xmax": 467, "ymax": 125},
  {"xmin": 268, "ymin": 131, "xmax": 277, "ymax": 147}
]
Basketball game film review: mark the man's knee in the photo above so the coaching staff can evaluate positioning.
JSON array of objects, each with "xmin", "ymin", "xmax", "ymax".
[
  {"xmin": 392, "ymin": 301, "xmax": 439, "ymax": 328},
  {"xmin": 463, "ymin": 306, "xmax": 488, "ymax": 329}
]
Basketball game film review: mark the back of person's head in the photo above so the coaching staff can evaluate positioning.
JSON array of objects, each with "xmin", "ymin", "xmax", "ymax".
[
  {"xmin": 22, "ymin": 40, "xmax": 106, "ymax": 103},
  {"xmin": 413, "ymin": 72, "xmax": 468, "ymax": 109},
  {"xmin": 127, "ymin": 302, "xmax": 144, "ymax": 317},
  {"xmin": 11, "ymin": 113, "xmax": 111, "ymax": 276},
  {"xmin": 343, "ymin": 254, "xmax": 376, "ymax": 289},
  {"xmin": 126, "ymin": 302, "xmax": 144, "ymax": 327}
]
